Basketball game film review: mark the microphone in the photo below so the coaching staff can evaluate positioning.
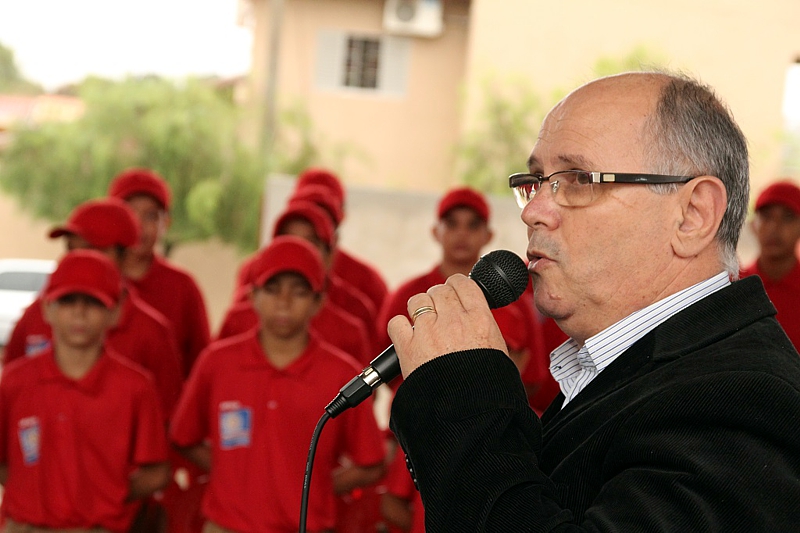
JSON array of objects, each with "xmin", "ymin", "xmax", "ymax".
[{"xmin": 324, "ymin": 249, "xmax": 530, "ymax": 418}]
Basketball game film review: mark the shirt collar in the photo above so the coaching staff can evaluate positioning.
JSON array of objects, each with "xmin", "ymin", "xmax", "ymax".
[{"xmin": 551, "ymin": 272, "xmax": 731, "ymax": 382}]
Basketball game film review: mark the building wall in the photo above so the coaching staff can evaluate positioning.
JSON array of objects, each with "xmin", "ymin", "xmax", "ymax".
[
  {"xmin": 249, "ymin": 0, "xmax": 471, "ymax": 191},
  {"xmin": 463, "ymin": 0, "xmax": 800, "ymax": 191}
]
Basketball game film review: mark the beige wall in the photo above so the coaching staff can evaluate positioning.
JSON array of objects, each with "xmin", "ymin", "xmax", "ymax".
[
  {"xmin": 250, "ymin": 0, "xmax": 471, "ymax": 191},
  {"xmin": 464, "ymin": 0, "xmax": 800, "ymax": 191}
]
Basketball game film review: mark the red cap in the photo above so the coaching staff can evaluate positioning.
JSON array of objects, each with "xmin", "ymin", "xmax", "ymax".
[
  {"xmin": 437, "ymin": 187, "xmax": 490, "ymax": 222},
  {"xmin": 296, "ymin": 167, "xmax": 345, "ymax": 206},
  {"xmin": 289, "ymin": 184, "xmax": 344, "ymax": 226},
  {"xmin": 108, "ymin": 167, "xmax": 171, "ymax": 210},
  {"xmin": 755, "ymin": 180, "xmax": 800, "ymax": 216},
  {"xmin": 44, "ymin": 250, "xmax": 123, "ymax": 308},
  {"xmin": 273, "ymin": 200, "xmax": 335, "ymax": 248},
  {"xmin": 49, "ymin": 198, "xmax": 140, "ymax": 248},
  {"xmin": 251, "ymin": 235, "xmax": 326, "ymax": 292}
]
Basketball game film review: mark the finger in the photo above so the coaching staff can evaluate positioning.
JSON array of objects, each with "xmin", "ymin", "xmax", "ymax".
[
  {"xmin": 407, "ymin": 292, "xmax": 437, "ymax": 321},
  {"xmin": 387, "ymin": 313, "xmax": 413, "ymax": 345},
  {"xmin": 446, "ymin": 273, "xmax": 492, "ymax": 312},
  {"xmin": 387, "ymin": 314, "xmax": 416, "ymax": 377}
]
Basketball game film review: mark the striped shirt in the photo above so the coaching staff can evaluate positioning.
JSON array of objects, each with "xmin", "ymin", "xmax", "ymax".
[{"xmin": 551, "ymin": 272, "xmax": 731, "ymax": 407}]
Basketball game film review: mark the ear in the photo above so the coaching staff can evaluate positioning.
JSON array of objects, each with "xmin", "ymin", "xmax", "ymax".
[
  {"xmin": 671, "ymin": 176, "xmax": 727, "ymax": 259},
  {"xmin": 107, "ymin": 304, "xmax": 122, "ymax": 329},
  {"xmin": 432, "ymin": 223, "xmax": 443, "ymax": 244},
  {"xmin": 483, "ymin": 227, "xmax": 495, "ymax": 247},
  {"xmin": 248, "ymin": 285, "xmax": 258, "ymax": 303},
  {"xmin": 160, "ymin": 212, "xmax": 172, "ymax": 234},
  {"xmin": 42, "ymin": 300, "xmax": 55, "ymax": 326},
  {"xmin": 310, "ymin": 293, "xmax": 324, "ymax": 316}
]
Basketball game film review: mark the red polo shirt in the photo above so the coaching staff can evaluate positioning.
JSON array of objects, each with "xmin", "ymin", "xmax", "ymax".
[
  {"xmin": 0, "ymin": 348, "xmax": 167, "ymax": 532},
  {"xmin": 331, "ymin": 249, "xmax": 389, "ymax": 318},
  {"xmin": 4, "ymin": 292, "xmax": 183, "ymax": 419},
  {"xmin": 383, "ymin": 450, "xmax": 425, "ymax": 533},
  {"xmin": 169, "ymin": 331, "xmax": 385, "ymax": 533},
  {"xmin": 740, "ymin": 259, "xmax": 800, "ymax": 350},
  {"xmin": 126, "ymin": 255, "xmax": 211, "ymax": 378}
]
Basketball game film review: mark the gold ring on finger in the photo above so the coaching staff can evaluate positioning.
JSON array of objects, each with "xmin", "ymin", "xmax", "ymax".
[{"xmin": 411, "ymin": 305, "xmax": 436, "ymax": 324}]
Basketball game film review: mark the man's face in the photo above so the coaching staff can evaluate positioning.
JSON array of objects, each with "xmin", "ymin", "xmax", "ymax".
[
  {"xmin": 753, "ymin": 204, "xmax": 800, "ymax": 262},
  {"xmin": 126, "ymin": 194, "xmax": 168, "ymax": 257},
  {"xmin": 43, "ymin": 293, "xmax": 117, "ymax": 350},
  {"xmin": 522, "ymin": 76, "xmax": 681, "ymax": 343},
  {"xmin": 433, "ymin": 207, "xmax": 492, "ymax": 267}
]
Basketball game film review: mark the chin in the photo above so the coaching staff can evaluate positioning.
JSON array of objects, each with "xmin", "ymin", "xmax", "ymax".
[{"xmin": 533, "ymin": 289, "xmax": 568, "ymax": 320}]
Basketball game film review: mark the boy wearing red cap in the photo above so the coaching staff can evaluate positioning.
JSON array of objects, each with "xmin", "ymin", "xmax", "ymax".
[
  {"xmin": 293, "ymin": 168, "xmax": 389, "ymax": 316},
  {"xmin": 3, "ymin": 198, "xmax": 183, "ymax": 420},
  {"xmin": 0, "ymin": 250, "xmax": 169, "ymax": 533},
  {"xmin": 108, "ymin": 168, "xmax": 211, "ymax": 379},
  {"xmin": 220, "ymin": 201, "xmax": 374, "ymax": 365},
  {"xmin": 170, "ymin": 236, "xmax": 385, "ymax": 533},
  {"xmin": 740, "ymin": 180, "xmax": 800, "ymax": 348}
]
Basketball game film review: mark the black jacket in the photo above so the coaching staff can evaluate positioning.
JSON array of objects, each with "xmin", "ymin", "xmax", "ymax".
[{"xmin": 390, "ymin": 276, "xmax": 800, "ymax": 532}]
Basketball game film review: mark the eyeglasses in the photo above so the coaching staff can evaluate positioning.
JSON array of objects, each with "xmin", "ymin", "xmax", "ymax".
[{"xmin": 508, "ymin": 170, "xmax": 698, "ymax": 208}]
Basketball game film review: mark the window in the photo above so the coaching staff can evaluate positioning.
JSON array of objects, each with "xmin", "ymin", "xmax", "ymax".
[
  {"xmin": 344, "ymin": 37, "xmax": 381, "ymax": 89},
  {"xmin": 315, "ymin": 30, "xmax": 410, "ymax": 96}
]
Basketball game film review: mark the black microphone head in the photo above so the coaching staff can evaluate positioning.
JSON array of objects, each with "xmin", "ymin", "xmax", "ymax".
[{"xmin": 469, "ymin": 249, "xmax": 529, "ymax": 309}]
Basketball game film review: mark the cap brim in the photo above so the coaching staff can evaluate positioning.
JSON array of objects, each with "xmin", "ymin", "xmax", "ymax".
[
  {"xmin": 45, "ymin": 286, "xmax": 116, "ymax": 308},
  {"xmin": 48, "ymin": 226, "xmax": 75, "ymax": 240}
]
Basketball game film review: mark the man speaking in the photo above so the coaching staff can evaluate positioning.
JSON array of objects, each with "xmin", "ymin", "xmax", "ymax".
[{"xmin": 386, "ymin": 71, "xmax": 800, "ymax": 531}]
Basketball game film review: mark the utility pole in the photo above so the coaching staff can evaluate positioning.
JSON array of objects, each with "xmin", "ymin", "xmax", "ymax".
[{"xmin": 262, "ymin": 0, "xmax": 284, "ymax": 162}]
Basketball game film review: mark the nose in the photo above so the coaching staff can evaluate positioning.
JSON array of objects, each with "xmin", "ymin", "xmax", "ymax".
[{"xmin": 521, "ymin": 182, "xmax": 559, "ymax": 231}]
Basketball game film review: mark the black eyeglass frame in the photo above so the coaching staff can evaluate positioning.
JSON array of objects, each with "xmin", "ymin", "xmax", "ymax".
[{"xmin": 508, "ymin": 170, "xmax": 698, "ymax": 206}]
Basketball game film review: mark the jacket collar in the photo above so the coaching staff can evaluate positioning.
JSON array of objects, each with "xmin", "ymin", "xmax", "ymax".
[{"xmin": 541, "ymin": 276, "xmax": 775, "ymax": 428}]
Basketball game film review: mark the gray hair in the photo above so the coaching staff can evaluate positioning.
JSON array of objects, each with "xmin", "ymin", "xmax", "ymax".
[{"xmin": 642, "ymin": 73, "xmax": 749, "ymax": 278}]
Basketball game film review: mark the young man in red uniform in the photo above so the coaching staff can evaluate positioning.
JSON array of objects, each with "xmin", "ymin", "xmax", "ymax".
[
  {"xmin": 107, "ymin": 167, "xmax": 211, "ymax": 379},
  {"xmin": 108, "ymin": 168, "xmax": 212, "ymax": 533},
  {"xmin": 294, "ymin": 167, "xmax": 389, "ymax": 316},
  {"xmin": 376, "ymin": 187, "xmax": 552, "ymax": 397},
  {"xmin": 0, "ymin": 250, "xmax": 169, "ymax": 533},
  {"xmin": 740, "ymin": 180, "xmax": 800, "ymax": 348},
  {"xmin": 3, "ymin": 198, "xmax": 183, "ymax": 420},
  {"xmin": 221, "ymin": 201, "xmax": 373, "ymax": 365},
  {"xmin": 170, "ymin": 235, "xmax": 385, "ymax": 533}
]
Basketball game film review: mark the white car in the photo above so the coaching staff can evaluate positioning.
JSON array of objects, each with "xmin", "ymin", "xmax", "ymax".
[{"xmin": 0, "ymin": 258, "xmax": 55, "ymax": 347}]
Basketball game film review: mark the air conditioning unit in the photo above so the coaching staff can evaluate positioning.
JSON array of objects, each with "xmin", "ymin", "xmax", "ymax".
[{"xmin": 383, "ymin": 0, "xmax": 443, "ymax": 38}]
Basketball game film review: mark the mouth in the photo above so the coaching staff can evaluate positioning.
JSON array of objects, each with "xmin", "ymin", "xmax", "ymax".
[{"xmin": 526, "ymin": 249, "xmax": 552, "ymax": 272}]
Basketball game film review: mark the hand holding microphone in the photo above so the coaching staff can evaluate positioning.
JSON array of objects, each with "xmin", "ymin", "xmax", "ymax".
[{"xmin": 325, "ymin": 250, "xmax": 528, "ymax": 417}]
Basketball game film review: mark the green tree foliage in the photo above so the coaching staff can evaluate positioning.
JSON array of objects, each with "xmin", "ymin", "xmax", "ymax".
[
  {"xmin": 456, "ymin": 46, "xmax": 667, "ymax": 195},
  {"xmin": 0, "ymin": 42, "xmax": 43, "ymax": 94},
  {"xmin": 456, "ymin": 77, "xmax": 549, "ymax": 194},
  {"xmin": 0, "ymin": 75, "xmax": 267, "ymax": 253}
]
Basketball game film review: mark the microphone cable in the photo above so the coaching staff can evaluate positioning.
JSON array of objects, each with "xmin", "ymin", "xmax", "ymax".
[{"xmin": 299, "ymin": 411, "xmax": 331, "ymax": 533}]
